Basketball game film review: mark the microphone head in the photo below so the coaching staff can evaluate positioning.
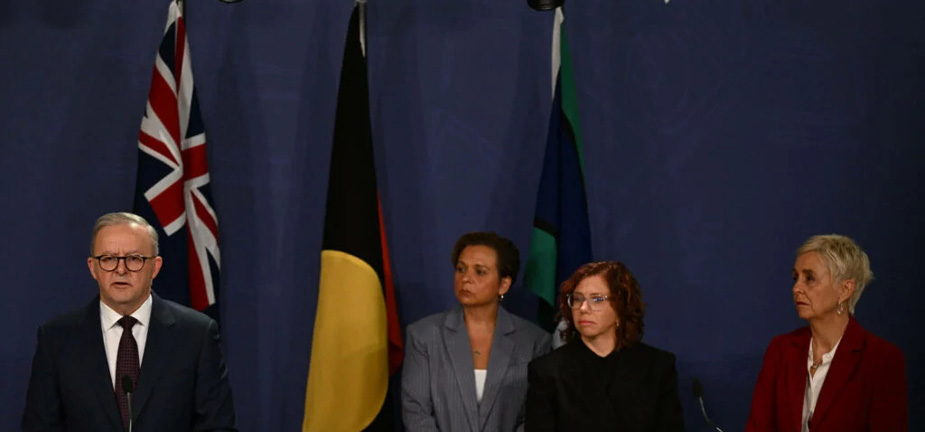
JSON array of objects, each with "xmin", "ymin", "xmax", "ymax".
[
  {"xmin": 527, "ymin": 0, "xmax": 564, "ymax": 11},
  {"xmin": 121, "ymin": 375, "xmax": 134, "ymax": 394},
  {"xmin": 691, "ymin": 378, "xmax": 704, "ymax": 398}
]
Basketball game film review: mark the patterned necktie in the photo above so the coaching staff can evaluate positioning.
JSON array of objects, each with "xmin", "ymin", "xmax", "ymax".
[{"xmin": 115, "ymin": 316, "xmax": 140, "ymax": 427}]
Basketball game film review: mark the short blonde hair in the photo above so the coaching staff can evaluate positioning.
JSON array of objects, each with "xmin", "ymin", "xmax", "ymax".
[
  {"xmin": 797, "ymin": 234, "xmax": 873, "ymax": 315},
  {"xmin": 90, "ymin": 212, "xmax": 159, "ymax": 256}
]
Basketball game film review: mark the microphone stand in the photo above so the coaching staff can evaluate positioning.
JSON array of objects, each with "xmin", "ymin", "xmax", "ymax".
[
  {"xmin": 121, "ymin": 376, "xmax": 134, "ymax": 432},
  {"xmin": 692, "ymin": 379, "xmax": 724, "ymax": 432}
]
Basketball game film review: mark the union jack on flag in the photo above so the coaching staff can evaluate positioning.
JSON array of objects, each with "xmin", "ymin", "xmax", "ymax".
[{"xmin": 133, "ymin": 0, "xmax": 221, "ymax": 315}]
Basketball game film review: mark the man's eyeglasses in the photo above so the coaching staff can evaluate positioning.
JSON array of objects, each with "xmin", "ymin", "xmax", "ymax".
[
  {"xmin": 566, "ymin": 294, "xmax": 611, "ymax": 310},
  {"xmin": 91, "ymin": 255, "xmax": 155, "ymax": 272}
]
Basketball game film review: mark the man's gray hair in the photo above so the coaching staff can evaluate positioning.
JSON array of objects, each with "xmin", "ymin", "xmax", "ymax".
[{"xmin": 90, "ymin": 212, "xmax": 159, "ymax": 256}]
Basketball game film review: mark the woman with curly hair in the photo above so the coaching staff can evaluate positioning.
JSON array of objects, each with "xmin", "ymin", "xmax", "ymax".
[{"xmin": 525, "ymin": 261, "xmax": 684, "ymax": 431}]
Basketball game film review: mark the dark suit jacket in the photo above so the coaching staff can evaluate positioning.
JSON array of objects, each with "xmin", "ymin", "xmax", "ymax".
[
  {"xmin": 745, "ymin": 317, "xmax": 907, "ymax": 432},
  {"xmin": 525, "ymin": 340, "xmax": 684, "ymax": 432},
  {"xmin": 401, "ymin": 305, "xmax": 551, "ymax": 432},
  {"xmin": 22, "ymin": 294, "xmax": 236, "ymax": 432}
]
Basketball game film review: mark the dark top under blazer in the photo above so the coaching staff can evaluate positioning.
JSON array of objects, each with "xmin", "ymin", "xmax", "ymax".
[
  {"xmin": 526, "ymin": 340, "xmax": 685, "ymax": 432},
  {"xmin": 22, "ymin": 293, "xmax": 237, "ymax": 432},
  {"xmin": 401, "ymin": 305, "xmax": 551, "ymax": 432},
  {"xmin": 745, "ymin": 316, "xmax": 908, "ymax": 432}
]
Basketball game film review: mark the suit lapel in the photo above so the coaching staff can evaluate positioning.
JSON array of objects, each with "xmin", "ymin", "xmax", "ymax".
[
  {"xmin": 443, "ymin": 307, "xmax": 479, "ymax": 432},
  {"xmin": 477, "ymin": 307, "xmax": 516, "ymax": 432},
  {"xmin": 80, "ymin": 299, "xmax": 124, "ymax": 431},
  {"xmin": 131, "ymin": 294, "xmax": 177, "ymax": 422},
  {"xmin": 786, "ymin": 329, "xmax": 811, "ymax": 432},
  {"xmin": 811, "ymin": 318, "xmax": 864, "ymax": 428}
]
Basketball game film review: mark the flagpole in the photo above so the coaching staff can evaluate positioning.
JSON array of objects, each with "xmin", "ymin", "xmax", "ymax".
[{"xmin": 357, "ymin": 0, "xmax": 367, "ymax": 58}]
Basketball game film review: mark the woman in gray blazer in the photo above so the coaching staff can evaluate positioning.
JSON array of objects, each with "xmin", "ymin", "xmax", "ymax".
[{"xmin": 402, "ymin": 232, "xmax": 551, "ymax": 432}]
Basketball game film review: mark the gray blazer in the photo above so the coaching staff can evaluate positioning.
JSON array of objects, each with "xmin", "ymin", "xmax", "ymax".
[{"xmin": 402, "ymin": 305, "xmax": 551, "ymax": 432}]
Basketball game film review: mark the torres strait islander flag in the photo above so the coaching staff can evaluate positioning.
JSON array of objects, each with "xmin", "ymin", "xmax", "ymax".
[
  {"xmin": 133, "ymin": 0, "xmax": 221, "ymax": 318},
  {"xmin": 524, "ymin": 7, "xmax": 593, "ymax": 333}
]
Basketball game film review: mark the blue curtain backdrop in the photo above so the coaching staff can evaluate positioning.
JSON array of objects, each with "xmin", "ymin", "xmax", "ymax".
[{"xmin": 1, "ymin": 1, "xmax": 922, "ymax": 430}]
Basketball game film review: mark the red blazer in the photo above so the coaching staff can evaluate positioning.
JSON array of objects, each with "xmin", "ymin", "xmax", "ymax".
[{"xmin": 745, "ymin": 317, "xmax": 907, "ymax": 432}]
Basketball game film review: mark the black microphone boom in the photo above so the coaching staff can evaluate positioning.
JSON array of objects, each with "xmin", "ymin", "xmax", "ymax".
[
  {"xmin": 121, "ymin": 375, "xmax": 135, "ymax": 432},
  {"xmin": 691, "ymin": 378, "xmax": 724, "ymax": 432},
  {"xmin": 692, "ymin": 378, "xmax": 704, "ymax": 398},
  {"xmin": 121, "ymin": 375, "xmax": 133, "ymax": 395},
  {"xmin": 527, "ymin": 0, "xmax": 564, "ymax": 11}
]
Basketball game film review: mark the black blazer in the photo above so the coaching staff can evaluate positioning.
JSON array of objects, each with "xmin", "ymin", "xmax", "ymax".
[
  {"xmin": 525, "ymin": 340, "xmax": 684, "ymax": 432},
  {"xmin": 22, "ymin": 294, "xmax": 236, "ymax": 432}
]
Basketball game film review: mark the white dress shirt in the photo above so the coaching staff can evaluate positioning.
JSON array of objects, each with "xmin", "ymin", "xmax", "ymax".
[
  {"xmin": 802, "ymin": 337, "xmax": 841, "ymax": 432},
  {"xmin": 474, "ymin": 369, "xmax": 487, "ymax": 403},
  {"xmin": 100, "ymin": 294, "xmax": 153, "ymax": 389}
]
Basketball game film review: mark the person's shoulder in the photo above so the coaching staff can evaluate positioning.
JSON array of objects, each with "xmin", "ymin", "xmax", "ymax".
[
  {"xmin": 531, "ymin": 340, "xmax": 578, "ymax": 368},
  {"xmin": 39, "ymin": 299, "xmax": 95, "ymax": 332},
  {"xmin": 856, "ymin": 322, "xmax": 904, "ymax": 359},
  {"xmin": 633, "ymin": 341, "xmax": 674, "ymax": 356},
  {"xmin": 631, "ymin": 341, "xmax": 678, "ymax": 364},
  {"xmin": 506, "ymin": 311, "xmax": 551, "ymax": 341},
  {"xmin": 865, "ymin": 334, "xmax": 904, "ymax": 357},
  {"xmin": 156, "ymin": 296, "xmax": 215, "ymax": 329},
  {"xmin": 406, "ymin": 309, "xmax": 451, "ymax": 336}
]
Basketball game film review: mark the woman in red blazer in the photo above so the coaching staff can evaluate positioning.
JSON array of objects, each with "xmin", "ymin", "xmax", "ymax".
[{"xmin": 745, "ymin": 234, "xmax": 907, "ymax": 432}]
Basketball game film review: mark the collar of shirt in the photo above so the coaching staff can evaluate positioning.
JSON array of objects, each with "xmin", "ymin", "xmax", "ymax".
[
  {"xmin": 802, "ymin": 336, "xmax": 844, "ymax": 432},
  {"xmin": 100, "ymin": 294, "xmax": 153, "ymax": 332},
  {"xmin": 807, "ymin": 336, "xmax": 842, "ymax": 370},
  {"xmin": 576, "ymin": 338, "xmax": 622, "ymax": 362}
]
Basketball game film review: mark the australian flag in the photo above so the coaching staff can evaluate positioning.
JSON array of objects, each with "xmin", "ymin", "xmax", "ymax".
[{"xmin": 133, "ymin": 0, "xmax": 221, "ymax": 319}]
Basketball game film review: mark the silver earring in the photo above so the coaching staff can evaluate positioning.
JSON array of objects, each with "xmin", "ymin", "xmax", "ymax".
[
  {"xmin": 836, "ymin": 302, "xmax": 845, "ymax": 316},
  {"xmin": 499, "ymin": 294, "xmax": 505, "ymax": 302}
]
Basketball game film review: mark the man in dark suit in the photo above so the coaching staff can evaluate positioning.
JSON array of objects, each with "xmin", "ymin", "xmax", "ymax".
[{"xmin": 22, "ymin": 212, "xmax": 236, "ymax": 432}]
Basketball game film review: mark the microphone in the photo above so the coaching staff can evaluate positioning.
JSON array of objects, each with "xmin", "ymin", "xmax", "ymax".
[
  {"xmin": 691, "ymin": 378, "xmax": 724, "ymax": 432},
  {"xmin": 121, "ymin": 375, "xmax": 134, "ymax": 432}
]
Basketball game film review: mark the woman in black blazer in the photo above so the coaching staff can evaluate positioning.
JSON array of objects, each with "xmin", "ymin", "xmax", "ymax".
[{"xmin": 525, "ymin": 261, "xmax": 684, "ymax": 432}]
